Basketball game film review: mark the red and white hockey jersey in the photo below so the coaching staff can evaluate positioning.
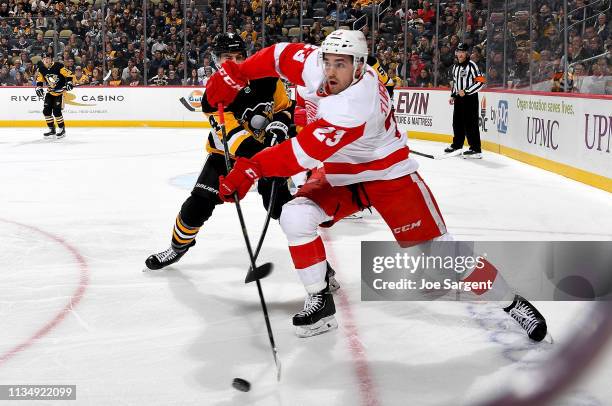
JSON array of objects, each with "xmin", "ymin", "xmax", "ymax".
[{"xmin": 239, "ymin": 43, "xmax": 418, "ymax": 186}]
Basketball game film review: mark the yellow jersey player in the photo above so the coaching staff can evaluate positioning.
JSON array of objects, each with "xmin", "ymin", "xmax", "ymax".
[
  {"xmin": 145, "ymin": 33, "xmax": 295, "ymax": 270},
  {"xmin": 35, "ymin": 52, "xmax": 74, "ymax": 139},
  {"xmin": 367, "ymin": 55, "xmax": 395, "ymax": 97}
]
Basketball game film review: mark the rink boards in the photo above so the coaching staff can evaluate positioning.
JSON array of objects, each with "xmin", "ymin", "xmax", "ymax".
[
  {"xmin": 0, "ymin": 85, "xmax": 610, "ymax": 191},
  {"xmin": 394, "ymin": 88, "xmax": 611, "ymax": 192},
  {"xmin": 0, "ymin": 86, "xmax": 211, "ymax": 128}
]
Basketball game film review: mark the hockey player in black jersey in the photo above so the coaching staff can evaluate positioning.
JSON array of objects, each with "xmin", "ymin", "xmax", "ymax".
[
  {"xmin": 367, "ymin": 55, "xmax": 395, "ymax": 97},
  {"xmin": 35, "ymin": 53, "xmax": 74, "ymax": 139},
  {"xmin": 145, "ymin": 33, "xmax": 296, "ymax": 271}
]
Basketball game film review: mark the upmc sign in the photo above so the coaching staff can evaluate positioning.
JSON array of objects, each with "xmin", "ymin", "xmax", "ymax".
[
  {"xmin": 584, "ymin": 114, "xmax": 611, "ymax": 153},
  {"xmin": 391, "ymin": 88, "xmax": 611, "ymax": 190}
]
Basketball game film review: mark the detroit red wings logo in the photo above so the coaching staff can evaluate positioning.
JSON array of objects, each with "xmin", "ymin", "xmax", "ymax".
[{"xmin": 304, "ymin": 99, "xmax": 318, "ymax": 124}]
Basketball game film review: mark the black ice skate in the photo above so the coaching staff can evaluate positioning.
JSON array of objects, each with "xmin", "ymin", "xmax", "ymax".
[
  {"xmin": 55, "ymin": 127, "xmax": 66, "ymax": 139},
  {"xmin": 326, "ymin": 262, "xmax": 340, "ymax": 292},
  {"xmin": 504, "ymin": 294, "xmax": 548, "ymax": 342},
  {"xmin": 444, "ymin": 145, "xmax": 461, "ymax": 153},
  {"xmin": 462, "ymin": 149, "xmax": 482, "ymax": 159},
  {"xmin": 145, "ymin": 240, "xmax": 196, "ymax": 270},
  {"xmin": 43, "ymin": 128, "xmax": 56, "ymax": 139},
  {"xmin": 293, "ymin": 283, "xmax": 337, "ymax": 338}
]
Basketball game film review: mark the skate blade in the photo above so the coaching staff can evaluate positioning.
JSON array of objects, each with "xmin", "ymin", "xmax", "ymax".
[
  {"xmin": 443, "ymin": 149, "xmax": 463, "ymax": 157},
  {"xmin": 295, "ymin": 315, "xmax": 338, "ymax": 338},
  {"xmin": 328, "ymin": 276, "xmax": 341, "ymax": 292},
  {"xmin": 542, "ymin": 332, "xmax": 554, "ymax": 344},
  {"xmin": 462, "ymin": 153, "xmax": 482, "ymax": 159}
]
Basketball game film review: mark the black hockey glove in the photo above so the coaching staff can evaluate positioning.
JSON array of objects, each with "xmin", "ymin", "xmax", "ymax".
[
  {"xmin": 35, "ymin": 87, "xmax": 44, "ymax": 97},
  {"xmin": 264, "ymin": 121, "xmax": 289, "ymax": 147},
  {"xmin": 65, "ymin": 82, "xmax": 74, "ymax": 91}
]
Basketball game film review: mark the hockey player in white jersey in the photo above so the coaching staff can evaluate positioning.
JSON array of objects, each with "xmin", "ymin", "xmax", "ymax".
[{"xmin": 205, "ymin": 30, "xmax": 548, "ymax": 341}]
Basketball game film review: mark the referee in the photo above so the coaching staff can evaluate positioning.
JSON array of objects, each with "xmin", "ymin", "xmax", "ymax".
[{"xmin": 445, "ymin": 43, "xmax": 486, "ymax": 158}]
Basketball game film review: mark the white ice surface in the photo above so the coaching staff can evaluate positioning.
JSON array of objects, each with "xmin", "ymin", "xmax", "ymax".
[{"xmin": 1, "ymin": 128, "xmax": 611, "ymax": 406}]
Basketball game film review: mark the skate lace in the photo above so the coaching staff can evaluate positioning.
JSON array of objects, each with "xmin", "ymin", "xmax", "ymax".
[
  {"xmin": 297, "ymin": 294, "xmax": 323, "ymax": 317},
  {"xmin": 156, "ymin": 247, "xmax": 178, "ymax": 263},
  {"xmin": 509, "ymin": 302, "xmax": 539, "ymax": 335}
]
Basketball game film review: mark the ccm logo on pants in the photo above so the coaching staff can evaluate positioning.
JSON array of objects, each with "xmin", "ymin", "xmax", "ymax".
[{"xmin": 393, "ymin": 220, "xmax": 422, "ymax": 234}]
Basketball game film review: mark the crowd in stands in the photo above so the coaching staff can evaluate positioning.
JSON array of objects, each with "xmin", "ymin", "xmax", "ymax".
[{"xmin": 0, "ymin": 0, "xmax": 611, "ymax": 92}]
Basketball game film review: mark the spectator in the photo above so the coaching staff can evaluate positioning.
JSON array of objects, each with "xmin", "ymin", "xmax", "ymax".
[
  {"xmin": 570, "ymin": 35, "xmax": 590, "ymax": 63},
  {"xmin": 185, "ymin": 67, "xmax": 200, "ymax": 85},
  {"xmin": 64, "ymin": 56, "xmax": 75, "ymax": 73},
  {"xmin": 197, "ymin": 64, "xmax": 213, "ymax": 85},
  {"xmin": 30, "ymin": 32, "xmax": 46, "ymax": 55},
  {"xmin": 149, "ymin": 50, "xmax": 169, "ymax": 77},
  {"xmin": 595, "ymin": 13, "xmax": 609, "ymax": 41},
  {"xmin": 24, "ymin": 60, "xmax": 36, "ymax": 82},
  {"xmin": 12, "ymin": 35, "xmax": 30, "ymax": 55},
  {"xmin": 90, "ymin": 68, "xmax": 103, "ymax": 86},
  {"xmin": 106, "ymin": 68, "xmax": 123, "ymax": 86},
  {"xmin": 417, "ymin": 1, "xmax": 435, "ymax": 25},
  {"xmin": 13, "ymin": 70, "xmax": 27, "ymax": 86},
  {"xmin": 73, "ymin": 66, "xmax": 90, "ymax": 85},
  {"xmin": 9, "ymin": 59, "xmax": 25, "ymax": 79},
  {"xmin": 124, "ymin": 67, "xmax": 143, "ymax": 86},
  {"xmin": 380, "ymin": 9, "xmax": 401, "ymax": 34},
  {"xmin": 151, "ymin": 36, "xmax": 168, "ymax": 54},
  {"xmin": 167, "ymin": 70, "xmax": 181, "ymax": 85},
  {"xmin": 0, "ymin": 65, "xmax": 14, "ymax": 85},
  {"xmin": 409, "ymin": 54, "xmax": 425, "ymax": 84},
  {"xmin": 0, "ymin": 19, "xmax": 12, "ymax": 37},
  {"xmin": 240, "ymin": 22, "xmax": 258, "ymax": 43},
  {"xmin": 121, "ymin": 59, "xmax": 137, "ymax": 81},
  {"xmin": 416, "ymin": 67, "xmax": 433, "ymax": 87},
  {"xmin": 13, "ymin": 18, "xmax": 33, "ymax": 37},
  {"xmin": 150, "ymin": 66, "xmax": 168, "ymax": 86},
  {"xmin": 83, "ymin": 60, "xmax": 95, "ymax": 78}
]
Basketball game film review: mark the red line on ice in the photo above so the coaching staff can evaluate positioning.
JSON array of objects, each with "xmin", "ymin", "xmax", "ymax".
[
  {"xmin": 0, "ymin": 218, "xmax": 89, "ymax": 367},
  {"xmin": 321, "ymin": 230, "xmax": 380, "ymax": 406}
]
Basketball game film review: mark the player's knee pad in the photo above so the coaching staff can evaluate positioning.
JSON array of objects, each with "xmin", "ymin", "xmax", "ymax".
[
  {"xmin": 52, "ymin": 107, "xmax": 62, "ymax": 117},
  {"xmin": 43, "ymin": 105, "xmax": 52, "ymax": 116},
  {"xmin": 179, "ymin": 194, "xmax": 217, "ymax": 227},
  {"xmin": 279, "ymin": 197, "xmax": 329, "ymax": 244}
]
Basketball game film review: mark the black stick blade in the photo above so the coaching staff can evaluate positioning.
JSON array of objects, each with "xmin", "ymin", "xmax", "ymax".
[{"xmin": 245, "ymin": 262, "xmax": 274, "ymax": 283}]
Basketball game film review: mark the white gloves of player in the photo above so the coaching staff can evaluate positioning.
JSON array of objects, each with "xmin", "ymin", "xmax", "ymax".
[{"xmin": 264, "ymin": 121, "xmax": 289, "ymax": 147}]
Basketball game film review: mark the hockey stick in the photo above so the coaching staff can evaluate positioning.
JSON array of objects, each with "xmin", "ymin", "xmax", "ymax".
[
  {"xmin": 217, "ymin": 107, "xmax": 274, "ymax": 283},
  {"xmin": 411, "ymin": 149, "xmax": 463, "ymax": 160},
  {"xmin": 218, "ymin": 104, "xmax": 282, "ymax": 381},
  {"xmin": 252, "ymin": 178, "xmax": 278, "ymax": 262}
]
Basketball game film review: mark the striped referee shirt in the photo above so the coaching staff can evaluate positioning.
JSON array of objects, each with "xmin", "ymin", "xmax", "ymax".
[{"xmin": 451, "ymin": 60, "xmax": 486, "ymax": 96}]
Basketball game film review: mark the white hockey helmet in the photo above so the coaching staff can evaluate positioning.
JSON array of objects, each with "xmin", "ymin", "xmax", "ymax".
[{"xmin": 320, "ymin": 29, "xmax": 368, "ymax": 85}]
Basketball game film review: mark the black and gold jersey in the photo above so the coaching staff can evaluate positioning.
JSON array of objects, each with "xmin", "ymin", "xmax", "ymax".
[
  {"xmin": 367, "ymin": 56, "xmax": 395, "ymax": 97},
  {"xmin": 202, "ymin": 77, "xmax": 293, "ymax": 158},
  {"xmin": 36, "ymin": 62, "xmax": 74, "ymax": 96}
]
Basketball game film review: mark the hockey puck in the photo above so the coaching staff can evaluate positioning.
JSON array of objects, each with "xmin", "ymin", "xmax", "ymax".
[{"xmin": 231, "ymin": 378, "xmax": 251, "ymax": 392}]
